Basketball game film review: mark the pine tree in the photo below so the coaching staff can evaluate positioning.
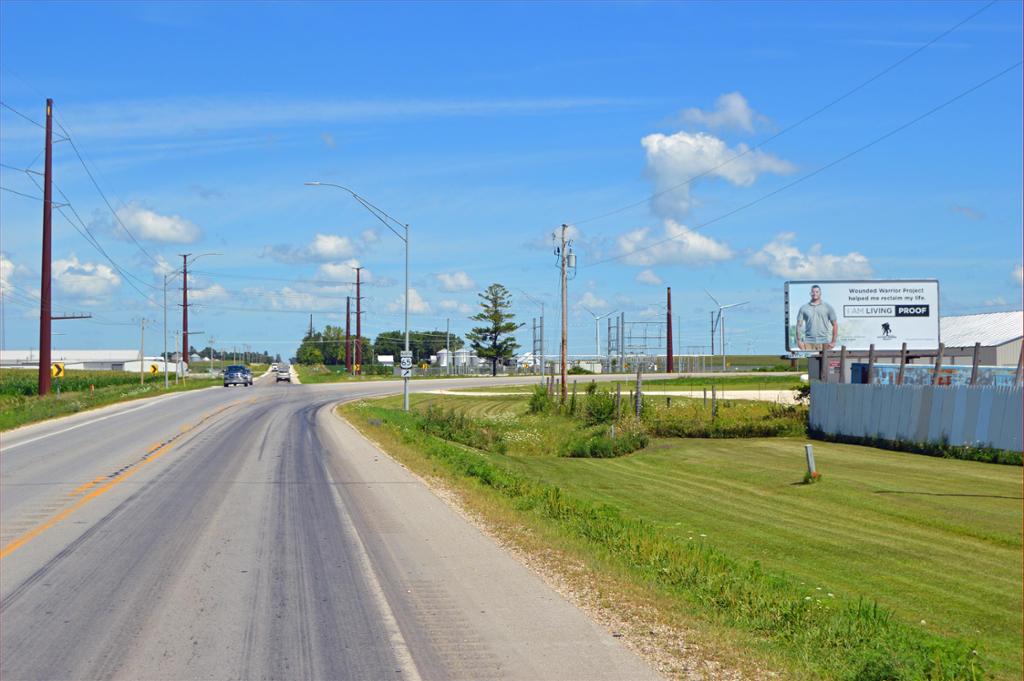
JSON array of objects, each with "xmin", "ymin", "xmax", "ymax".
[{"xmin": 466, "ymin": 283, "xmax": 522, "ymax": 376}]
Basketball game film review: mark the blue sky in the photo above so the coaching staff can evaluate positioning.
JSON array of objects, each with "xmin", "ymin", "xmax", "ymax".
[{"xmin": 1, "ymin": 0, "xmax": 1021, "ymax": 358}]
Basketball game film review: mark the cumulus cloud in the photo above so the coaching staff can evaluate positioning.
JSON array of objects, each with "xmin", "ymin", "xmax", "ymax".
[
  {"xmin": 317, "ymin": 258, "xmax": 370, "ymax": 282},
  {"xmin": 635, "ymin": 269, "xmax": 663, "ymax": 286},
  {"xmin": 388, "ymin": 288, "xmax": 431, "ymax": 314},
  {"xmin": 747, "ymin": 232, "xmax": 872, "ymax": 279},
  {"xmin": 360, "ymin": 229, "xmax": 379, "ymax": 245},
  {"xmin": 116, "ymin": 203, "xmax": 201, "ymax": 243},
  {"xmin": 189, "ymin": 283, "xmax": 229, "ymax": 302},
  {"xmin": 152, "ymin": 254, "xmax": 176, "ymax": 276},
  {"xmin": 264, "ymin": 233, "xmax": 357, "ymax": 263},
  {"xmin": 0, "ymin": 253, "xmax": 15, "ymax": 288},
  {"xmin": 579, "ymin": 291, "xmax": 608, "ymax": 310},
  {"xmin": 436, "ymin": 270, "xmax": 475, "ymax": 292},
  {"xmin": 53, "ymin": 255, "xmax": 121, "ymax": 298},
  {"xmin": 641, "ymin": 130, "xmax": 794, "ymax": 218},
  {"xmin": 681, "ymin": 92, "xmax": 768, "ymax": 133},
  {"xmin": 439, "ymin": 299, "xmax": 473, "ymax": 314},
  {"xmin": 1014, "ymin": 264, "xmax": 1023, "ymax": 286},
  {"xmin": 617, "ymin": 220, "xmax": 733, "ymax": 267}
]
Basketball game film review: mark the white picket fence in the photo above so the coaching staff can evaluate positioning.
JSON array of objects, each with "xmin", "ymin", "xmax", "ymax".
[{"xmin": 810, "ymin": 383, "xmax": 1022, "ymax": 451}]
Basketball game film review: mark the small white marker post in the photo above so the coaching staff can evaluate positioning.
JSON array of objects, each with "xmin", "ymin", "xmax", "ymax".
[{"xmin": 804, "ymin": 444, "xmax": 816, "ymax": 477}]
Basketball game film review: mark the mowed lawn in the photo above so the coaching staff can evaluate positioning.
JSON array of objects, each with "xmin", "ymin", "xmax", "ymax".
[
  {"xmin": 497, "ymin": 438, "xmax": 1022, "ymax": 678},
  {"xmin": 390, "ymin": 393, "xmax": 1023, "ymax": 678}
]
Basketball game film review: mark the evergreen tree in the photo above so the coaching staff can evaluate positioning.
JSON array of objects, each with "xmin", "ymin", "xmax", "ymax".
[{"xmin": 466, "ymin": 283, "xmax": 522, "ymax": 376}]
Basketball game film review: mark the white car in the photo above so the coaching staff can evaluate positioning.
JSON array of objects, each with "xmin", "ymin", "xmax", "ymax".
[{"xmin": 276, "ymin": 366, "xmax": 291, "ymax": 382}]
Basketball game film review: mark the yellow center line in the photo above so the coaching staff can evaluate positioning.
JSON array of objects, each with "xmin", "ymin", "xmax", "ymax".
[
  {"xmin": 68, "ymin": 475, "xmax": 108, "ymax": 497},
  {"xmin": 1, "ymin": 402, "xmax": 237, "ymax": 560}
]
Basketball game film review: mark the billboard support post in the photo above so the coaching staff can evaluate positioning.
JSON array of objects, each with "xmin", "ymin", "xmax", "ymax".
[
  {"xmin": 866, "ymin": 344, "xmax": 876, "ymax": 384},
  {"xmin": 819, "ymin": 349, "xmax": 828, "ymax": 382},
  {"xmin": 969, "ymin": 342, "xmax": 981, "ymax": 385},
  {"xmin": 897, "ymin": 343, "xmax": 908, "ymax": 385},
  {"xmin": 838, "ymin": 346, "xmax": 848, "ymax": 384},
  {"xmin": 932, "ymin": 343, "xmax": 945, "ymax": 386}
]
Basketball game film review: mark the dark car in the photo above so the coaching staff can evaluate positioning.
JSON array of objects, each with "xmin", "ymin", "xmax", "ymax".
[{"xmin": 224, "ymin": 365, "xmax": 252, "ymax": 387}]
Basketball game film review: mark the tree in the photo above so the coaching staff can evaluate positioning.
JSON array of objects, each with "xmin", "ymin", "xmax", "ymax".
[
  {"xmin": 373, "ymin": 330, "xmax": 464, "ymax": 360},
  {"xmin": 466, "ymin": 283, "xmax": 522, "ymax": 376}
]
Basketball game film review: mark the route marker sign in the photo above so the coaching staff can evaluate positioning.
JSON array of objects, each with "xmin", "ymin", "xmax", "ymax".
[
  {"xmin": 51, "ymin": 362, "xmax": 64, "ymax": 378},
  {"xmin": 400, "ymin": 356, "xmax": 413, "ymax": 370}
]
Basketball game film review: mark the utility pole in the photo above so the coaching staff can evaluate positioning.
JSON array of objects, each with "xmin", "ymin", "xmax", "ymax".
[
  {"xmin": 557, "ymin": 224, "xmax": 572, "ymax": 403},
  {"xmin": 37, "ymin": 98, "xmax": 54, "ymax": 397},
  {"xmin": 666, "ymin": 287, "xmax": 674, "ymax": 373},
  {"xmin": 139, "ymin": 318, "xmax": 146, "ymax": 385},
  {"xmin": 181, "ymin": 254, "xmax": 192, "ymax": 372},
  {"xmin": 354, "ymin": 266, "xmax": 363, "ymax": 375},
  {"xmin": 345, "ymin": 296, "xmax": 352, "ymax": 374},
  {"xmin": 446, "ymin": 318, "xmax": 450, "ymax": 376}
]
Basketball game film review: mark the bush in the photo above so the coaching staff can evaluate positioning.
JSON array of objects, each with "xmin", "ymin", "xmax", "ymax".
[
  {"xmin": 563, "ymin": 419, "xmax": 649, "ymax": 458},
  {"xmin": 419, "ymin": 403, "xmax": 507, "ymax": 454},
  {"xmin": 644, "ymin": 399, "xmax": 808, "ymax": 439},
  {"xmin": 567, "ymin": 366, "xmax": 593, "ymax": 375},
  {"xmin": 583, "ymin": 388, "xmax": 616, "ymax": 425},
  {"xmin": 809, "ymin": 429, "xmax": 1022, "ymax": 466},
  {"xmin": 527, "ymin": 384, "xmax": 553, "ymax": 414}
]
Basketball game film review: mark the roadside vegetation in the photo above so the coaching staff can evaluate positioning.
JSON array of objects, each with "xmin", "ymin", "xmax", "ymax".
[
  {"xmin": 342, "ymin": 390, "xmax": 1021, "ymax": 680},
  {"xmin": 0, "ymin": 369, "xmax": 219, "ymax": 431}
]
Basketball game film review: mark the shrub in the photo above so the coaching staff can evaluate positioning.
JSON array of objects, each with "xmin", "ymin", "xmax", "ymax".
[
  {"xmin": 419, "ymin": 403, "xmax": 507, "ymax": 454},
  {"xmin": 563, "ymin": 419, "xmax": 649, "ymax": 458},
  {"xmin": 583, "ymin": 388, "xmax": 616, "ymax": 425},
  {"xmin": 528, "ymin": 384, "xmax": 553, "ymax": 414},
  {"xmin": 567, "ymin": 366, "xmax": 593, "ymax": 375}
]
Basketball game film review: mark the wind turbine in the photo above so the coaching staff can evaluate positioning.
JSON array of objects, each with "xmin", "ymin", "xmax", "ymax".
[
  {"xmin": 705, "ymin": 290, "xmax": 748, "ymax": 372},
  {"xmin": 581, "ymin": 305, "xmax": 617, "ymax": 371}
]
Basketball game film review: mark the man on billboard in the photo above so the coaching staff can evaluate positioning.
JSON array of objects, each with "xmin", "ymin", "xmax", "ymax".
[{"xmin": 796, "ymin": 284, "xmax": 838, "ymax": 351}]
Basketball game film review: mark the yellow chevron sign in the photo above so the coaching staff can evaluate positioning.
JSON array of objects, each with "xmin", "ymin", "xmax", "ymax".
[
  {"xmin": 51, "ymin": 363, "xmax": 64, "ymax": 378},
  {"xmin": 150, "ymin": 363, "xmax": 159, "ymax": 375}
]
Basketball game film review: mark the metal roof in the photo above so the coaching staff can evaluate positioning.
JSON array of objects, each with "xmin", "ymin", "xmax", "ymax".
[
  {"xmin": 940, "ymin": 311, "xmax": 1023, "ymax": 348},
  {"xmin": 0, "ymin": 349, "xmax": 139, "ymax": 362}
]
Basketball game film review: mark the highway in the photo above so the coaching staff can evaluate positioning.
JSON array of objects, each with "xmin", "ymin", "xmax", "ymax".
[{"xmin": 0, "ymin": 373, "xmax": 660, "ymax": 680}]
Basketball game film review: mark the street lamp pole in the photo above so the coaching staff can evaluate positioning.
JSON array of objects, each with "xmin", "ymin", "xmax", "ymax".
[{"xmin": 306, "ymin": 181, "xmax": 411, "ymax": 410}]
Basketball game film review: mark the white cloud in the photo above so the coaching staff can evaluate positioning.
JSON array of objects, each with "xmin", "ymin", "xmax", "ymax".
[
  {"xmin": 748, "ymin": 232, "xmax": 872, "ymax": 279},
  {"xmin": 579, "ymin": 291, "xmax": 608, "ymax": 310},
  {"xmin": 189, "ymin": 283, "xmax": 229, "ymax": 302},
  {"xmin": 635, "ymin": 269, "xmax": 663, "ymax": 286},
  {"xmin": 265, "ymin": 286, "xmax": 334, "ymax": 311},
  {"xmin": 309, "ymin": 233, "xmax": 356, "ymax": 260},
  {"xmin": 436, "ymin": 270, "xmax": 475, "ymax": 292},
  {"xmin": 641, "ymin": 130, "xmax": 794, "ymax": 218},
  {"xmin": 317, "ymin": 258, "xmax": 368, "ymax": 282},
  {"xmin": 116, "ymin": 202, "xmax": 201, "ymax": 243},
  {"xmin": 53, "ymin": 255, "xmax": 121, "ymax": 297},
  {"xmin": 1014, "ymin": 264, "xmax": 1023, "ymax": 286},
  {"xmin": 440, "ymin": 299, "xmax": 473, "ymax": 314},
  {"xmin": 152, "ymin": 254, "xmax": 176, "ymax": 276},
  {"xmin": 360, "ymin": 229, "xmax": 379, "ymax": 245},
  {"xmin": 984, "ymin": 296, "xmax": 1007, "ymax": 307},
  {"xmin": 388, "ymin": 288, "xmax": 431, "ymax": 314},
  {"xmin": 617, "ymin": 219, "xmax": 733, "ymax": 267},
  {"xmin": 681, "ymin": 92, "xmax": 767, "ymax": 133},
  {"xmin": 0, "ymin": 253, "xmax": 15, "ymax": 288}
]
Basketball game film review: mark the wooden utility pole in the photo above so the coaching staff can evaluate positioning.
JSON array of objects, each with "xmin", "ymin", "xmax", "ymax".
[
  {"xmin": 345, "ymin": 296, "xmax": 352, "ymax": 373},
  {"xmin": 559, "ymin": 224, "xmax": 570, "ymax": 403},
  {"xmin": 139, "ymin": 318, "xmax": 147, "ymax": 385},
  {"xmin": 666, "ymin": 287, "xmax": 673, "ymax": 373},
  {"xmin": 354, "ymin": 266, "xmax": 363, "ymax": 375},
  {"xmin": 37, "ymin": 98, "xmax": 54, "ymax": 396}
]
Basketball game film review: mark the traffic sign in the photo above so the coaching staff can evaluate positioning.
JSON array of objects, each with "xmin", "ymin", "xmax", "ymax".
[
  {"xmin": 400, "ymin": 356, "xmax": 413, "ymax": 370},
  {"xmin": 354, "ymin": 363, "xmax": 361, "ymax": 373},
  {"xmin": 149, "ymin": 363, "xmax": 159, "ymax": 375},
  {"xmin": 400, "ymin": 350, "xmax": 412, "ymax": 358},
  {"xmin": 401, "ymin": 368, "xmax": 412, "ymax": 378},
  {"xmin": 51, "ymin": 362, "xmax": 64, "ymax": 378}
]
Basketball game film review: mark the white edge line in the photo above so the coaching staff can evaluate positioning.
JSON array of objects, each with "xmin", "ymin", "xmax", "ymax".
[{"xmin": 320, "ymin": 417, "xmax": 423, "ymax": 681}]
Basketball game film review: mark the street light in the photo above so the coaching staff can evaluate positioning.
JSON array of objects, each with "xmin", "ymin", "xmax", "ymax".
[{"xmin": 305, "ymin": 181, "xmax": 411, "ymax": 411}]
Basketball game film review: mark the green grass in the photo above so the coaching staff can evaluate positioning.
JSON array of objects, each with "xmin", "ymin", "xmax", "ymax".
[
  {"xmin": 447, "ymin": 374, "xmax": 804, "ymax": 394},
  {"xmin": 0, "ymin": 369, "xmax": 219, "ymax": 431},
  {"xmin": 349, "ymin": 393, "xmax": 1022, "ymax": 679}
]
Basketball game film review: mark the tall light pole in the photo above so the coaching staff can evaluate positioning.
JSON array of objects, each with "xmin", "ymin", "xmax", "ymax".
[{"xmin": 306, "ymin": 181, "xmax": 411, "ymax": 410}]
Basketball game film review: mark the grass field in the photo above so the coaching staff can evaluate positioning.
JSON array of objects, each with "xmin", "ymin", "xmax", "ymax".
[
  {"xmin": 448, "ymin": 374, "xmax": 805, "ymax": 394},
  {"xmin": 0, "ymin": 369, "xmax": 219, "ymax": 431},
  {"xmin": 347, "ymin": 392, "xmax": 1022, "ymax": 679}
]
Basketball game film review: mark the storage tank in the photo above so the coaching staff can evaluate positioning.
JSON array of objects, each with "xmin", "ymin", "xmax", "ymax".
[
  {"xmin": 436, "ymin": 348, "xmax": 450, "ymax": 367},
  {"xmin": 453, "ymin": 348, "xmax": 471, "ymax": 367}
]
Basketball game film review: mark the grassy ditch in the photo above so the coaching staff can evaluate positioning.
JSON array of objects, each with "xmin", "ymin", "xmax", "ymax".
[
  {"xmin": 343, "ymin": 392, "xmax": 1021, "ymax": 680},
  {"xmin": 0, "ymin": 369, "xmax": 219, "ymax": 431}
]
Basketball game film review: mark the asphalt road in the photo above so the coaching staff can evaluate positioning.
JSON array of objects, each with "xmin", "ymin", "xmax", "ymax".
[{"xmin": 1, "ymin": 373, "xmax": 661, "ymax": 680}]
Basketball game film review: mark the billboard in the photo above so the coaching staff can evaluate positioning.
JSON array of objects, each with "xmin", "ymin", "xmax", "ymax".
[{"xmin": 784, "ymin": 280, "xmax": 939, "ymax": 354}]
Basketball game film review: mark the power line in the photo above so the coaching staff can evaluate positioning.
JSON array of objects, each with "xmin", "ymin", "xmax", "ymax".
[
  {"xmin": 585, "ymin": 60, "xmax": 1023, "ymax": 269},
  {"xmin": 0, "ymin": 186, "xmax": 43, "ymax": 201},
  {"xmin": 0, "ymin": 101, "xmax": 44, "ymax": 129},
  {"xmin": 564, "ymin": 0, "xmax": 998, "ymax": 230},
  {"xmin": 57, "ymin": 125, "xmax": 161, "ymax": 267}
]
